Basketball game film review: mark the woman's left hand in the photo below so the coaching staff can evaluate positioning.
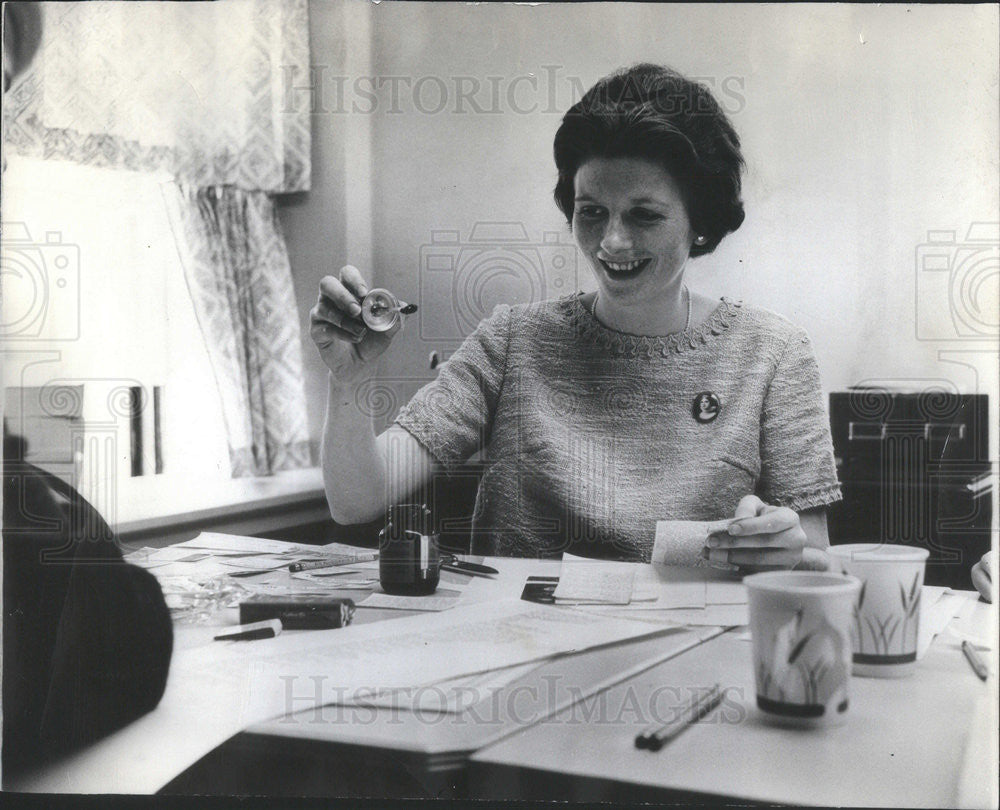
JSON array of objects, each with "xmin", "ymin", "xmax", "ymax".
[{"xmin": 703, "ymin": 495, "xmax": 824, "ymax": 572}]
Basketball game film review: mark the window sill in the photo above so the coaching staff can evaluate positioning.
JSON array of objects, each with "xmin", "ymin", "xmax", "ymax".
[{"xmin": 112, "ymin": 467, "xmax": 329, "ymax": 547}]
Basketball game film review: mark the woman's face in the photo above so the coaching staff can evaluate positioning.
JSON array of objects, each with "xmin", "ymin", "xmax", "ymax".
[{"xmin": 572, "ymin": 156, "xmax": 696, "ymax": 306}]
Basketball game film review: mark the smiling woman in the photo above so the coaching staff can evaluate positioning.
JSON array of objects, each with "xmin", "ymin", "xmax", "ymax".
[{"xmin": 311, "ymin": 64, "xmax": 842, "ymax": 570}]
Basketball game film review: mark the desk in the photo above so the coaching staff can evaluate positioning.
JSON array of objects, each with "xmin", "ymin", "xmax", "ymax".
[
  {"xmin": 470, "ymin": 610, "xmax": 997, "ymax": 806},
  {"xmin": 5, "ymin": 557, "xmax": 996, "ymax": 805}
]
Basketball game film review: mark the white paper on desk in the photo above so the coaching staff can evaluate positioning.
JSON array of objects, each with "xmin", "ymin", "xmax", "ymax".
[
  {"xmin": 554, "ymin": 555, "xmax": 636, "ymax": 604},
  {"xmin": 175, "ymin": 532, "xmax": 308, "ymax": 555},
  {"xmin": 339, "ymin": 559, "xmax": 380, "ymax": 571},
  {"xmin": 290, "ymin": 569, "xmax": 377, "ymax": 585},
  {"xmin": 239, "ymin": 598, "xmax": 683, "ymax": 704},
  {"xmin": 918, "ymin": 588, "xmax": 981, "ymax": 658},
  {"xmin": 316, "ymin": 541, "xmax": 380, "ymax": 558},
  {"xmin": 218, "ymin": 557, "xmax": 294, "ymax": 572},
  {"xmin": 177, "ymin": 532, "xmax": 353, "ymax": 559},
  {"xmin": 125, "ymin": 546, "xmax": 214, "ymax": 566},
  {"xmin": 8, "ymin": 596, "xmax": 684, "ymax": 795},
  {"xmin": 149, "ymin": 557, "xmax": 238, "ymax": 580},
  {"xmin": 631, "ymin": 582, "xmax": 661, "ymax": 602},
  {"xmin": 17, "ymin": 560, "xmax": 713, "ymax": 796},
  {"xmin": 569, "ymin": 607, "xmax": 686, "ymax": 627},
  {"xmin": 345, "ymin": 660, "xmax": 542, "ymax": 714},
  {"xmin": 312, "ymin": 581, "xmax": 381, "ymax": 591},
  {"xmin": 572, "ymin": 602, "xmax": 745, "ymax": 627},
  {"xmin": 635, "ymin": 566, "xmax": 708, "ymax": 609},
  {"xmin": 705, "ymin": 578, "xmax": 747, "ymax": 605},
  {"xmin": 551, "ymin": 555, "xmax": 744, "ymax": 611},
  {"xmin": 947, "ymin": 592, "xmax": 993, "ymax": 649},
  {"xmin": 359, "ymin": 588, "xmax": 463, "ymax": 611},
  {"xmin": 918, "ymin": 588, "xmax": 957, "ymax": 658},
  {"xmin": 652, "ymin": 603, "xmax": 749, "ymax": 626},
  {"xmin": 580, "ymin": 580, "xmax": 706, "ymax": 611},
  {"xmin": 235, "ymin": 578, "xmax": 338, "ymax": 596}
]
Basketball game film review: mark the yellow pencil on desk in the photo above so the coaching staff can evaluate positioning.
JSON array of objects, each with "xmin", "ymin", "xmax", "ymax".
[{"xmin": 289, "ymin": 553, "xmax": 378, "ymax": 573}]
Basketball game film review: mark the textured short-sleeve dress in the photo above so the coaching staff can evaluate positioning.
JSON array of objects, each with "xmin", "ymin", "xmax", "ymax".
[{"xmin": 395, "ymin": 293, "xmax": 842, "ymax": 561}]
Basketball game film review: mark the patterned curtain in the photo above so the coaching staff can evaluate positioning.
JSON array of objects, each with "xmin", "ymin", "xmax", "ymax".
[
  {"xmin": 3, "ymin": 0, "xmax": 310, "ymax": 192},
  {"xmin": 3, "ymin": 0, "xmax": 313, "ymax": 477},
  {"xmin": 164, "ymin": 185, "xmax": 311, "ymax": 476}
]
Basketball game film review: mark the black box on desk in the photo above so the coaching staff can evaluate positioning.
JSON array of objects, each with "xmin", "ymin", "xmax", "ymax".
[{"xmin": 240, "ymin": 595, "xmax": 355, "ymax": 629}]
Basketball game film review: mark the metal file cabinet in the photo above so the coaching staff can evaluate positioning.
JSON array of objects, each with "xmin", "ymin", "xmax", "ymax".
[{"xmin": 827, "ymin": 389, "xmax": 992, "ymax": 589}]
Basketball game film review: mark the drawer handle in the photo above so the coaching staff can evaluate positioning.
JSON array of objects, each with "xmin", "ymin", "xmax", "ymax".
[
  {"xmin": 923, "ymin": 424, "xmax": 966, "ymax": 442},
  {"xmin": 848, "ymin": 422, "xmax": 885, "ymax": 441}
]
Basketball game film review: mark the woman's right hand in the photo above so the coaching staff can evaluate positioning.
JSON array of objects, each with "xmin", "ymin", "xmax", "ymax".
[
  {"xmin": 310, "ymin": 266, "xmax": 401, "ymax": 383},
  {"xmin": 971, "ymin": 551, "xmax": 994, "ymax": 603}
]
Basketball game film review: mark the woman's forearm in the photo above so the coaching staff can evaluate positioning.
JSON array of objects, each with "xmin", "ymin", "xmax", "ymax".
[
  {"xmin": 799, "ymin": 507, "xmax": 830, "ymax": 550},
  {"xmin": 320, "ymin": 373, "xmax": 386, "ymax": 524},
  {"xmin": 797, "ymin": 507, "xmax": 832, "ymax": 570}
]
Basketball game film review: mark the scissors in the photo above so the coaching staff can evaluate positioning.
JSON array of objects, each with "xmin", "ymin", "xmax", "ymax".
[{"xmin": 439, "ymin": 555, "xmax": 498, "ymax": 578}]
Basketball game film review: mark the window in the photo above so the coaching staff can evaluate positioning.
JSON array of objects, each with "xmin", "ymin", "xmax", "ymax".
[{"xmin": 2, "ymin": 154, "xmax": 260, "ymax": 529}]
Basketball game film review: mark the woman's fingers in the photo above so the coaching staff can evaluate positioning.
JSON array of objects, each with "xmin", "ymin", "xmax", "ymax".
[
  {"xmin": 312, "ymin": 275, "xmax": 368, "ymax": 340},
  {"xmin": 702, "ymin": 547, "xmax": 802, "ymax": 568},
  {"xmin": 728, "ymin": 505, "xmax": 798, "ymax": 537},
  {"xmin": 797, "ymin": 547, "xmax": 831, "ymax": 571},
  {"xmin": 312, "ymin": 297, "xmax": 366, "ymax": 336},
  {"xmin": 707, "ymin": 498, "xmax": 810, "ymax": 572},
  {"xmin": 734, "ymin": 494, "xmax": 766, "ymax": 519},
  {"xmin": 319, "ymin": 273, "xmax": 364, "ymax": 319},
  {"xmin": 310, "ymin": 268, "xmax": 402, "ymax": 379},
  {"xmin": 979, "ymin": 551, "xmax": 994, "ymax": 579},
  {"xmin": 707, "ymin": 525, "xmax": 806, "ymax": 550},
  {"xmin": 727, "ymin": 548, "xmax": 801, "ymax": 568},
  {"xmin": 971, "ymin": 562, "xmax": 993, "ymax": 603},
  {"xmin": 310, "ymin": 318, "xmax": 365, "ymax": 347},
  {"xmin": 339, "ymin": 265, "xmax": 369, "ymax": 301}
]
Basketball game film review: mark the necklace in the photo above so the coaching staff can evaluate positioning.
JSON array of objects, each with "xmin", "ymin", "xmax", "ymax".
[{"xmin": 591, "ymin": 284, "xmax": 691, "ymax": 334}]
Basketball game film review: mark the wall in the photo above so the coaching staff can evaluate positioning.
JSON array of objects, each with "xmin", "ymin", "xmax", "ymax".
[
  {"xmin": 278, "ymin": 0, "xmax": 374, "ymax": 453},
  {"xmin": 282, "ymin": 2, "xmax": 999, "ymax": 454}
]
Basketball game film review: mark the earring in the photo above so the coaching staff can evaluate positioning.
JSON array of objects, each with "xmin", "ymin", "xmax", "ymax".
[{"xmin": 694, "ymin": 235, "xmax": 707, "ymax": 246}]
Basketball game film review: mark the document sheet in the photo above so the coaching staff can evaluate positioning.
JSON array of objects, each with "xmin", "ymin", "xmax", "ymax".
[{"xmin": 24, "ymin": 598, "xmax": 679, "ymax": 793}]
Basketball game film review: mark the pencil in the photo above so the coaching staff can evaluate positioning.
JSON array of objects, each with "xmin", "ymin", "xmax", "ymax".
[
  {"xmin": 288, "ymin": 553, "xmax": 378, "ymax": 573},
  {"xmin": 635, "ymin": 684, "xmax": 723, "ymax": 751},
  {"xmin": 961, "ymin": 640, "xmax": 988, "ymax": 681}
]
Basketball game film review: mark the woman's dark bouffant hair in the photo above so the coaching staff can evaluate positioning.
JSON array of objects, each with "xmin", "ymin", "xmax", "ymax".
[{"xmin": 553, "ymin": 64, "xmax": 745, "ymax": 257}]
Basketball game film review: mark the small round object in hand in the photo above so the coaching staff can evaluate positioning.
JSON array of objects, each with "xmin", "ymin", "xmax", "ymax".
[{"xmin": 361, "ymin": 288, "xmax": 404, "ymax": 332}]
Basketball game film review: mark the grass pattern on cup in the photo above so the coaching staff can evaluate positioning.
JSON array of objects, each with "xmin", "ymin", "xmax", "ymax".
[
  {"xmin": 758, "ymin": 609, "xmax": 847, "ymax": 711},
  {"xmin": 856, "ymin": 572, "xmax": 922, "ymax": 655},
  {"xmin": 897, "ymin": 572, "xmax": 921, "ymax": 654},
  {"xmin": 795, "ymin": 656, "xmax": 831, "ymax": 706},
  {"xmin": 864, "ymin": 613, "xmax": 901, "ymax": 655},
  {"xmin": 850, "ymin": 579, "xmax": 867, "ymax": 651},
  {"xmin": 758, "ymin": 660, "xmax": 784, "ymax": 703}
]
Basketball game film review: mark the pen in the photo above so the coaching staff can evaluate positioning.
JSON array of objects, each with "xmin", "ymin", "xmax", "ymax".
[
  {"xmin": 635, "ymin": 684, "xmax": 723, "ymax": 751},
  {"xmin": 289, "ymin": 553, "xmax": 378, "ymax": 573},
  {"xmin": 214, "ymin": 619, "xmax": 282, "ymax": 641},
  {"xmin": 961, "ymin": 640, "xmax": 988, "ymax": 681},
  {"xmin": 439, "ymin": 557, "xmax": 499, "ymax": 578}
]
